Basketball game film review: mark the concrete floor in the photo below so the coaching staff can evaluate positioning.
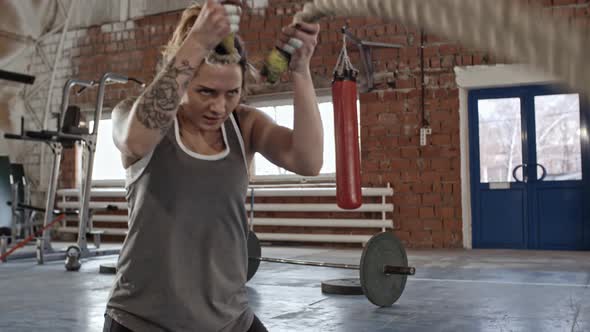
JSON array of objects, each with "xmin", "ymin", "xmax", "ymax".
[{"xmin": 1, "ymin": 243, "xmax": 589, "ymax": 332}]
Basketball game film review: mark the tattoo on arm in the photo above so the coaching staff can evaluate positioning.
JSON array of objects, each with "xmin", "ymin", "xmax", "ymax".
[{"xmin": 135, "ymin": 57, "xmax": 196, "ymax": 134}]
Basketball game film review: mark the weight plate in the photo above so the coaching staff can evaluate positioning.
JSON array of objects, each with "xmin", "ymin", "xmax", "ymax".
[
  {"xmin": 360, "ymin": 232, "xmax": 408, "ymax": 307},
  {"xmin": 99, "ymin": 263, "xmax": 117, "ymax": 275},
  {"xmin": 321, "ymin": 278, "xmax": 364, "ymax": 295},
  {"xmin": 247, "ymin": 231, "xmax": 261, "ymax": 281}
]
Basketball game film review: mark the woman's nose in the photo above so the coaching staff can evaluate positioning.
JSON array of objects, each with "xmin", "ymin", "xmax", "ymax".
[{"xmin": 210, "ymin": 96, "xmax": 226, "ymax": 113}]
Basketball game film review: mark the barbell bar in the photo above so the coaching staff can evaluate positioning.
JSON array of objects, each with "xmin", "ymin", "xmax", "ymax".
[{"xmin": 248, "ymin": 256, "xmax": 416, "ymax": 276}]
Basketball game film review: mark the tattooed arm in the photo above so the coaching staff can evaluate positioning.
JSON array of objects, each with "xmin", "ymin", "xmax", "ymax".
[
  {"xmin": 112, "ymin": 0, "xmax": 235, "ymax": 168},
  {"xmin": 112, "ymin": 45, "xmax": 207, "ymax": 168}
]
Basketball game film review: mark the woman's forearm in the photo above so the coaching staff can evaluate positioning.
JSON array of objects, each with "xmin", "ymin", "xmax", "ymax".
[
  {"xmin": 291, "ymin": 69, "xmax": 324, "ymax": 175},
  {"xmin": 123, "ymin": 40, "xmax": 209, "ymax": 156}
]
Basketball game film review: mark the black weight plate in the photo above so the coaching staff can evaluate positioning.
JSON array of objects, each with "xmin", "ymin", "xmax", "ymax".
[
  {"xmin": 99, "ymin": 263, "xmax": 117, "ymax": 275},
  {"xmin": 321, "ymin": 278, "xmax": 364, "ymax": 295},
  {"xmin": 247, "ymin": 231, "xmax": 261, "ymax": 281},
  {"xmin": 360, "ymin": 232, "xmax": 408, "ymax": 307}
]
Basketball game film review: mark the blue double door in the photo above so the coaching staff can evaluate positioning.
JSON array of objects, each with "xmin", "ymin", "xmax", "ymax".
[{"xmin": 469, "ymin": 85, "xmax": 589, "ymax": 250}]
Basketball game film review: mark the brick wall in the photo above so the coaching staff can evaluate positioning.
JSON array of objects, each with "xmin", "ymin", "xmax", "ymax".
[{"xmin": 25, "ymin": 0, "xmax": 590, "ymax": 247}]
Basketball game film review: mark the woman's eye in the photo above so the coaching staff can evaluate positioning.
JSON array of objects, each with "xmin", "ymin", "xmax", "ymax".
[{"xmin": 198, "ymin": 89, "xmax": 213, "ymax": 96}]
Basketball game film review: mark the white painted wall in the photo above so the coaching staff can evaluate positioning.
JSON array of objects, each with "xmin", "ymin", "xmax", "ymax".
[
  {"xmin": 73, "ymin": 0, "xmax": 270, "ymax": 30},
  {"xmin": 454, "ymin": 64, "xmax": 561, "ymax": 249}
]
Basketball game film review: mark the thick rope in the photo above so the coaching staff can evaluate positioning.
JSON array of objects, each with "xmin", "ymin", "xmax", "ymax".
[{"xmin": 293, "ymin": 0, "xmax": 589, "ymax": 98}]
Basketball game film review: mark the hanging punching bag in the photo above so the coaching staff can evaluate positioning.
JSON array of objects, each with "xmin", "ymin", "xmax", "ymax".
[{"xmin": 332, "ymin": 67, "xmax": 362, "ymax": 210}]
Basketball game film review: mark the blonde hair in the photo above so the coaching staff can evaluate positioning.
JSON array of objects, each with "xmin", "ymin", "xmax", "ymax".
[
  {"xmin": 161, "ymin": 2, "xmax": 253, "ymax": 91},
  {"xmin": 162, "ymin": 3, "xmax": 202, "ymax": 65}
]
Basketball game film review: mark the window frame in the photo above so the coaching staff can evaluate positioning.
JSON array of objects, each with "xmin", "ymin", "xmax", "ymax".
[
  {"xmin": 248, "ymin": 93, "xmax": 339, "ymax": 184},
  {"xmin": 86, "ymin": 89, "xmax": 360, "ymax": 185}
]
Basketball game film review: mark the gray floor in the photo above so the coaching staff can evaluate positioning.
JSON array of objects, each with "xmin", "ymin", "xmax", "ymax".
[{"xmin": 1, "ymin": 243, "xmax": 589, "ymax": 331}]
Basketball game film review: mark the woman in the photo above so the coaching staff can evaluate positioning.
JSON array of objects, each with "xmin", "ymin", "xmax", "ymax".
[{"xmin": 103, "ymin": 0, "xmax": 323, "ymax": 331}]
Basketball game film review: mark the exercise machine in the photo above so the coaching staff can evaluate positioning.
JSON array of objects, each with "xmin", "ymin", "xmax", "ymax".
[{"xmin": 3, "ymin": 73, "xmax": 143, "ymax": 269}]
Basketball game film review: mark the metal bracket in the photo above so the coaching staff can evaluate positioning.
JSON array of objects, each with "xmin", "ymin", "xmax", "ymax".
[{"xmin": 341, "ymin": 24, "xmax": 404, "ymax": 92}]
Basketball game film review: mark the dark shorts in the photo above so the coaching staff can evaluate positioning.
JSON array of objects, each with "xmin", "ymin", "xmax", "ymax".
[{"xmin": 103, "ymin": 313, "xmax": 268, "ymax": 332}]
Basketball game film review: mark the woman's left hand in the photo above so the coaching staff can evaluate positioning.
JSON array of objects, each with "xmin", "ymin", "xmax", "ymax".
[{"xmin": 277, "ymin": 22, "xmax": 320, "ymax": 75}]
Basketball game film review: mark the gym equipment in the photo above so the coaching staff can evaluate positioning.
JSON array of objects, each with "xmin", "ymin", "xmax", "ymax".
[
  {"xmin": 247, "ymin": 231, "xmax": 415, "ymax": 307},
  {"xmin": 3, "ymin": 73, "xmax": 143, "ymax": 268},
  {"xmin": 0, "ymin": 157, "xmax": 12, "ymax": 235},
  {"xmin": 7, "ymin": 163, "xmax": 39, "ymax": 241},
  {"xmin": 64, "ymin": 245, "xmax": 81, "ymax": 271},
  {"xmin": 5, "ymin": 79, "xmax": 95, "ymax": 262},
  {"xmin": 99, "ymin": 262, "xmax": 117, "ymax": 274},
  {"xmin": 260, "ymin": 0, "xmax": 587, "ymax": 99},
  {"xmin": 321, "ymin": 278, "xmax": 363, "ymax": 295},
  {"xmin": 247, "ymin": 231, "xmax": 261, "ymax": 281},
  {"xmin": 0, "ymin": 69, "xmax": 35, "ymax": 85},
  {"xmin": 0, "ymin": 213, "xmax": 67, "ymax": 263},
  {"xmin": 219, "ymin": 0, "xmax": 242, "ymax": 55},
  {"xmin": 360, "ymin": 232, "xmax": 409, "ymax": 306},
  {"xmin": 332, "ymin": 33, "xmax": 361, "ymax": 210},
  {"xmin": 339, "ymin": 24, "xmax": 403, "ymax": 93},
  {"xmin": 0, "ymin": 237, "xmax": 7, "ymax": 262}
]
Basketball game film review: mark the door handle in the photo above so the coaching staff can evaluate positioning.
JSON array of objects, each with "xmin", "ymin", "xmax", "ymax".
[
  {"xmin": 536, "ymin": 163, "xmax": 547, "ymax": 181},
  {"xmin": 512, "ymin": 164, "xmax": 527, "ymax": 183}
]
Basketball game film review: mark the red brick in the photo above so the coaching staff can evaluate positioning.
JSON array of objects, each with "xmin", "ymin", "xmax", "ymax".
[
  {"xmin": 443, "ymin": 219, "xmax": 463, "ymax": 231},
  {"xmin": 439, "ymin": 44, "xmax": 458, "ymax": 55},
  {"xmin": 400, "ymin": 148, "xmax": 419, "ymax": 158},
  {"xmin": 437, "ymin": 207, "xmax": 455, "ymax": 218},
  {"xmin": 420, "ymin": 207, "xmax": 435, "ymax": 218},
  {"xmin": 422, "ymin": 193, "xmax": 442, "ymax": 205},
  {"xmin": 423, "ymin": 46, "xmax": 439, "ymax": 57},
  {"xmin": 419, "ymin": 171, "xmax": 441, "ymax": 182},
  {"xmin": 364, "ymin": 161, "xmax": 379, "ymax": 172},
  {"xmin": 413, "ymin": 183, "xmax": 433, "ymax": 193},
  {"xmin": 395, "ymin": 231, "xmax": 411, "ymax": 245},
  {"xmin": 443, "ymin": 231, "xmax": 461, "ymax": 247},
  {"xmin": 369, "ymin": 126, "xmax": 387, "ymax": 137},
  {"xmin": 399, "ymin": 207, "xmax": 420, "ymax": 218},
  {"xmin": 411, "ymin": 231, "xmax": 433, "ymax": 247},
  {"xmin": 431, "ymin": 158, "xmax": 451, "ymax": 170},
  {"xmin": 432, "ymin": 231, "xmax": 444, "ymax": 247},
  {"xmin": 431, "ymin": 134, "xmax": 452, "ymax": 145},
  {"xmin": 401, "ymin": 169, "xmax": 420, "ymax": 181},
  {"xmin": 423, "ymin": 219, "xmax": 443, "ymax": 231},
  {"xmin": 390, "ymin": 159, "xmax": 411, "ymax": 169},
  {"xmin": 441, "ymin": 56, "xmax": 455, "ymax": 67},
  {"xmin": 393, "ymin": 194, "xmax": 421, "ymax": 205}
]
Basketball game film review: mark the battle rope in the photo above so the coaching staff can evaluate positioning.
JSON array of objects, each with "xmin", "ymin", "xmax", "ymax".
[
  {"xmin": 0, "ymin": 214, "xmax": 66, "ymax": 262},
  {"xmin": 278, "ymin": 0, "xmax": 587, "ymax": 97}
]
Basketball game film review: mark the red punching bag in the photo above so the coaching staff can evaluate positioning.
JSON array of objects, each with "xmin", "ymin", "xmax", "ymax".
[{"xmin": 332, "ymin": 48, "xmax": 362, "ymax": 210}]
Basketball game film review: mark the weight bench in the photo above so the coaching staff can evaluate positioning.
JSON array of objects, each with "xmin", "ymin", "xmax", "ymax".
[{"xmin": 246, "ymin": 185, "xmax": 394, "ymax": 245}]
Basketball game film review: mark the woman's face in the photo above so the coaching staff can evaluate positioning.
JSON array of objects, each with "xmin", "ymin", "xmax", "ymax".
[{"xmin": 179, "ymin": 62, "xmax": 243, "ymax": 132}]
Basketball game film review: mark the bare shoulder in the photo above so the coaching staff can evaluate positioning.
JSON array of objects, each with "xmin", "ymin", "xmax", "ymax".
[
  {"xmin": 112, "ymin": 97, "xmax": 136, "ymax": 119},
  {"xmin": 233, "ymin": 104, "xmax": 269, "ymax": 155},
  {"xmin": 235, "ymin": 104, "xmax": 274, "ymax": 129},
  {"xmin": 235, "ymin": 103, "xmax": 258, "ymax": 122}
]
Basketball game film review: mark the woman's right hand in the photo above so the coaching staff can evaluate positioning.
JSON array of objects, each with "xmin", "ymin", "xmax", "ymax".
[{"xmin": 187, "ymin": 0, "xmax": 241, "ymax": 51}]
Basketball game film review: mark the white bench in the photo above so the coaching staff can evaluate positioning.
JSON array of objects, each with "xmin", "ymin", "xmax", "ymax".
[{"xmin": 57, "ymin": 183, "xmax": 394, "ymax": 244}]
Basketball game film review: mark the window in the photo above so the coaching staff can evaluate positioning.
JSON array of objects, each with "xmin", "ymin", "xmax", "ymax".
[
  {"xmin": 88, "ymin": 95, "xmax": 361, "ymax": 182},
  {"xmin": 250, "ymin": 95, "xmax": 361, "ymax": 181},
  {"xmin": 88, "ymin": 119, "xmax": 126, "ymax": 181}
]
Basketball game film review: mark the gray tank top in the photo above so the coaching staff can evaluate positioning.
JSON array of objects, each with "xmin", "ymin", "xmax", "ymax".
[{"xmin": 106, "ymin": 113, "xmax": 253, "ymax": 332}]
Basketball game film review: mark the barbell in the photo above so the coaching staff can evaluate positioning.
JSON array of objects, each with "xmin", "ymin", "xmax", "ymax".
[{"xmin": 247, "ymin": 231, "xmax": 415, "ymax": 307}]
